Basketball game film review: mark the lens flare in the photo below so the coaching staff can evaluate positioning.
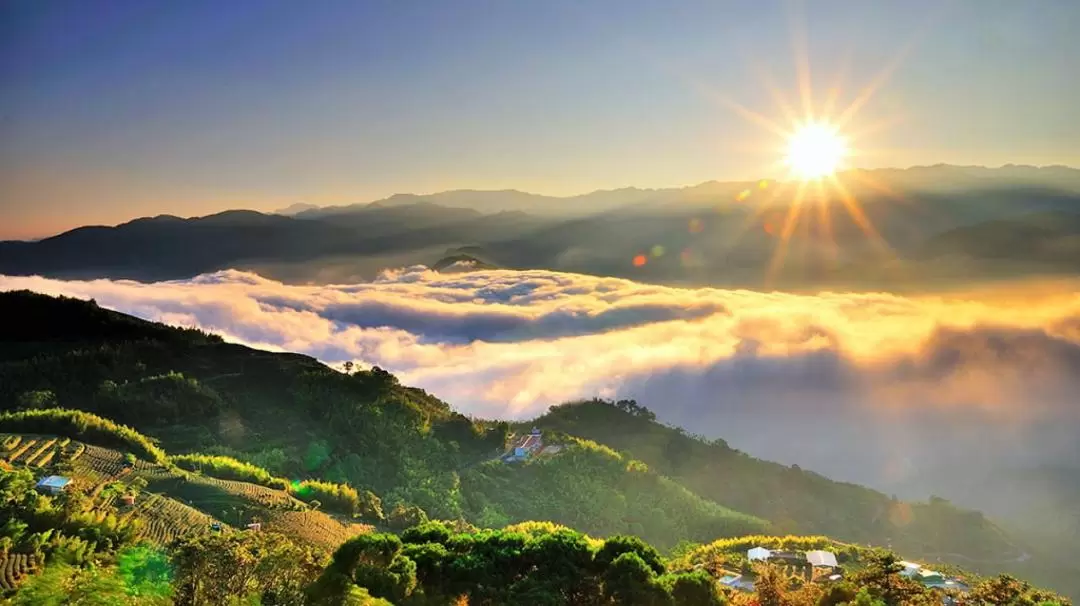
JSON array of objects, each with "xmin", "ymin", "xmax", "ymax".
[{"xmin": 786, "ymin": 122, "xmax": 847, "ymax": 179}]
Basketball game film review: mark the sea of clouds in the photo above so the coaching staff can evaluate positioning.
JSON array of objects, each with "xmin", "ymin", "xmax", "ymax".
[{"xmin": 2, "ymin": 267, "xmax": 1078, "ymax": 507}]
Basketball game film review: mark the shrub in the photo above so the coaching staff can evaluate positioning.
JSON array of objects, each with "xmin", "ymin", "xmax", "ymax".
[
  {"xmin": 171, "ymin": 454, "xmax": 289, "ymax": 490},
  {"xmin": 387, "ymin": 503, "xmax": 428, "ymax": 531},
  {"xmin": 291, "ymin": 479, "xmax": 369, "ymax": 517}
]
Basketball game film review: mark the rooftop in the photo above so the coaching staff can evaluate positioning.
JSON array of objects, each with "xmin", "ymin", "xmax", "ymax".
[{"xmin": 36, "ymin": 475, "xmax": 71, "ymax": 489}]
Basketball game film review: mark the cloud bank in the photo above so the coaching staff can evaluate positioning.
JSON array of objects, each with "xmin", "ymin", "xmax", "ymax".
[{"xmin": 2, "ymin": 267, "xmax": 1079, "ymax": 506}]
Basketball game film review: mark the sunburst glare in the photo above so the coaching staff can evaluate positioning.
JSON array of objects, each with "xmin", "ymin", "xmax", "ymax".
[
  {"xmin": 786, "ymin": 122, "xmax": 847, "ymax": 179},
  {"xmin": 701, "ymin": 5, "xmax": 932, "ymax": 285}
]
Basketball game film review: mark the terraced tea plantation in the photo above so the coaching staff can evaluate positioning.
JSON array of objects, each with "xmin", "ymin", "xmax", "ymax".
[
  {"xmin": 1, "ymin": 432, "xmax": 371, "ymax": 558},
  {"xmin": 270, "ymin": 510, "xmax": 373, "ymax": 550},
  {"xmin": 134, "ymin": 492, "xmax": 221, "ymax": 545},
  {"xmin": 0, "ymin": 435, "xmax": 72, "ymax": 468},
  {"xmin": 146, "ymin": 473, "xmax": 369, "ymax": 551},
  {"xmin": 0, "ymin": 554, "xmax": 37, "ymax": 592}
]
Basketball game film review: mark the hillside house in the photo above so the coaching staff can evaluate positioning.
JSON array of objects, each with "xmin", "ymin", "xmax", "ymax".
[
  {"xmin": 504, "ymin": 428, "xmax": 544, "ymax": 462},
  {"xmin": 35, "ymin": 475, "xmax": 71, "ymax": 495},
  {"xmin": 747, "ymin": 547, "xmax": 771, "ymax": 561},
  {"xmin": 805, "ymin": 550, "xmax": 839, "ymax": 568}
]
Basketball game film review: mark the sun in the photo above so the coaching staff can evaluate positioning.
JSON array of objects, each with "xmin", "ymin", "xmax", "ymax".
[{"xmin": 785, "ymin": 122, "xmax": 847, "ymax": 179}]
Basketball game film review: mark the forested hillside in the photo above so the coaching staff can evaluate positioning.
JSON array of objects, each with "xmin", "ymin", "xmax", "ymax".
[
  {"xmin": 0, "ymin": 290, "xmax": 1072, "ymax": 601},
  {"xmin": 527, "ymin": 401, "xmax": 1019, "ymax": 559}
]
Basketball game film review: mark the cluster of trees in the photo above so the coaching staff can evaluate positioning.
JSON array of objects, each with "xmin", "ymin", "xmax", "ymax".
[
  {"xmin": 308, "ymin": 522, "xmax": 725, "ymax": 606},
  {"xmin": 550, "ymin": 398, "xmax": 658, "ymax": 422},
  {"xmin": 94, "ymin": 373, "xmax": 225, "ymax": 425},
  {"xmin": 458, "ymin": 438, "xmax": 769, "ymax": 549},
  {"xmin": 292, "ymin": 479, "xmax": 384, "ymax": 522},
  {"xmin": 286, "ymin": 369, "xmax": 495, "ymax": 519},
  {"xmin": 170, "ymin": 532, "xmax": 324, "ymax": 605}
]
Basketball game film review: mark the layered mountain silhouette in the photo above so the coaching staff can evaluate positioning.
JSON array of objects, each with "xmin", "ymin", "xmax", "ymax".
[{"xmin": 2, "ymin": 165, "xmax": 1078, "ymax": 286}]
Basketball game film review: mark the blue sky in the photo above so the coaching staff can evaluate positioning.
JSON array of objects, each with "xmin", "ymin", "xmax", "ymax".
[{"xmin": 2, "ymin": 0, "xmax": 1078, "ymax": 238}]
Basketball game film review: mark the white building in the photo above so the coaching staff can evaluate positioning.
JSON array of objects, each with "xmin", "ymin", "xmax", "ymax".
[
  {"xmin": 747, "ymin": 546, "xmax": 772, "ymax": 561},
  {"xmin": 805, "ymin": 550, "xmax": 839, "ymax": 568}
]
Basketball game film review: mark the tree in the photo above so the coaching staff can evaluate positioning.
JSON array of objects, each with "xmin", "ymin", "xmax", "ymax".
[
  {"xmin": 402, "ymin": 521, "xmax": 452, "ymax": 545},
  {"xmin": 516, "ymin": 528, "xmax": 603, "ymax": 604},
  {"xmin": 661, "ymin": 570, "xmax": 726, "ymax": 606},
  {"xmin": 818, "ymin": 582, "xmax": 857, "ymax": 606},
  {"xmin": 754, "ymin": 564, "xmax": 788, "ymax": 606},
  {"xmin": 17, "ymin": 390, "xmax": 57, "ymax": 410},
  {"xmin": 596, "ymin": 535, "xmax": 666, "ymax": 576},
  {"xmin": 850, "ymin": 553, "xmax": 928, "ymax": 606},
  {"xmin": 387, "ymin": 503, "xmax": 428, "ymax": 530},
  {"xmin": 309, "ymin": 533, "xmax": 417, "ymax": 605},
  {"xmin": 852, "ymin": 588, "xmax": 886, "ymax": 606},
  {"xmin": 171, "ymin": 532, "xmax": 322, "ymax": 606},
  {"xmin": 602, "ymin": 552, "xmax": 671, "ymax": 606}
]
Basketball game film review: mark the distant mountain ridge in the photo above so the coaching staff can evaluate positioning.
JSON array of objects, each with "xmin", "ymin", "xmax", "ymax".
[
  {"xmin": 2, "ymin": 164, "xmax": 1079, "ymax": 286},
  {"xmin": 278, "ymin": 164, "xmax": 1080, "ymax": 217}
]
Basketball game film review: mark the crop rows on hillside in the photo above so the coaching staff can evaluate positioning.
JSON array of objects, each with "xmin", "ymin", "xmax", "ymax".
[
  {"xmin": 131, "ymin": 464, "xmax": 180, "ymax": 483},
  {"xmin": 63, "ymin": 440, "xmax": 85, "ymax": 462},
  {"xmin": 0, "ymin": 554, "xmax": 37, "ymax": 592},
  {"xmin": 196, "ymin": 475, "xmax": 299, "ymax": 509},
  {"xmin": 3, "ymin": 437, "xmax": 37, "ymax": 464},
  {"xmin": 78, "ymin": 444, "xmax": 128, "ymax": 476},
  {"xmin": 19, "ymin": 437, "xmax": 57, "ymax": 466},
  {"xmin": 265, "ymin": 510, "xmax": 372, "ymax": 551},
  {"xmin": 134, "ymin": 493, "xmax": 219, "ymax": 545}
]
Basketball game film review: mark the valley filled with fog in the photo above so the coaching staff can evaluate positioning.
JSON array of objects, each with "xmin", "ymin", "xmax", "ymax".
[{"xmin": 4, "ymin": 268, "xmax": 1077, "ymax": 536}]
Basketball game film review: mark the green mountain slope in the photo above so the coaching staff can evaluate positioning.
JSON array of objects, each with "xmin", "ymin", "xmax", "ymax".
[{"xmin": 526, "ymin": 400, "xmax": 1020, "ymax": 559}]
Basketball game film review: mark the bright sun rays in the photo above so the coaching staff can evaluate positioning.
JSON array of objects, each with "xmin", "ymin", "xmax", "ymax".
[
  {"xmin": 609, "ymin": 1, "xmax": 939, "ymax": 286},
  {"xmin": 785, "ymin": 122, "xmax": 848, "ymax": 179},
  {"xmin": 701, "ymin": 2, "xmax": 933, "ymax": 285}
]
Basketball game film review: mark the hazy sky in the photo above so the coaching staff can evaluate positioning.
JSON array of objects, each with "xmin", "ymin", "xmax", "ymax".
[{"xmin": 2, "ymin": 0, "xmax": 1078, "ymax": 239}]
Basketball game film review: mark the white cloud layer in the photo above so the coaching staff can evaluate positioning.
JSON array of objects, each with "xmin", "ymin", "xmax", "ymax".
[{"xmin": 3, "ymin": 267, "xmax": 1079, "ymax": 508}]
